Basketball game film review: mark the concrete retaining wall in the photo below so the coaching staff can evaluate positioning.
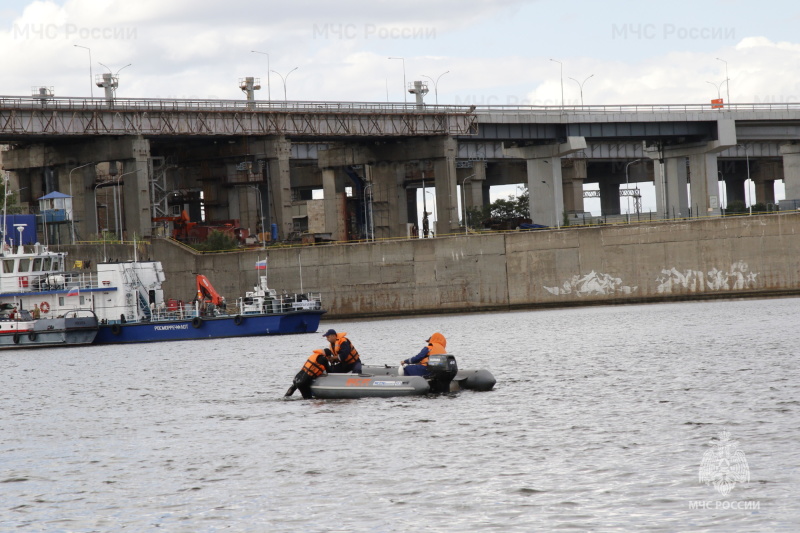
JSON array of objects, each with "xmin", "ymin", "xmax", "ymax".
[{"xmin": 65, "ymin": 213, "xmax": 800, "ymax": 318}]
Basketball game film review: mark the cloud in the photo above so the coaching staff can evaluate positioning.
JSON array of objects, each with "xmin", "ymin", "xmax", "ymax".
[{"xmin": 1, "ymin": 0, "xmax": 799, "ymax": 106}]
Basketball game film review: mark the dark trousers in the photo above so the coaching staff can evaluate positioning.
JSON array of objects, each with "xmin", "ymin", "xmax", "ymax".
[
  {"xmin": 286, "ymin": 371, "xmax": 314, "ymax": 399},
  {"xmin": 328, "ymin": 360, "xmax": 362, "ymax": 374}
]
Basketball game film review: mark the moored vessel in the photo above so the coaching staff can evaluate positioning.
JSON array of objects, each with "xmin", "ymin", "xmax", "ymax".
[{"xmin": 1, "ymin": 242, "xmax": 324, "ymax": 345}]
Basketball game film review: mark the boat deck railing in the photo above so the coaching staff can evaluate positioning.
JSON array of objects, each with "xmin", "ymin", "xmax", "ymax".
[
  {"xmin": 11, "ymin": 270, "xmax": 104, "ymax": 292},
  {"xmin": 102, "ymin": 291, "xmax": 324, "ymax": 324}
]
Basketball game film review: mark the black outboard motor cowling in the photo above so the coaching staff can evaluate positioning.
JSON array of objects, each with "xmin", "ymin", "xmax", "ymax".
[{"xmin": 426, "ymin": 354, "xmax": 458, "ymax": 393}]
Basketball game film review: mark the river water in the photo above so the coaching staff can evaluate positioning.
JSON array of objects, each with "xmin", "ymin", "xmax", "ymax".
[{"xmin": 2, "ymin": 297, "xmax": 799, "ymax": 532}]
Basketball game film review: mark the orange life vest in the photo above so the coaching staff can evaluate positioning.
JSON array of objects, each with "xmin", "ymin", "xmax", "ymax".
[
  {"xmin": 418, "ymin": 332, "xmax": 447, "ymax": 366},
  {"xmin": 302, "ymin": 350, "xmax": 328, "ymax": 378},
  {"xmin": 332, "ymin": 332, "xmax": 360, "ymax": 365}
]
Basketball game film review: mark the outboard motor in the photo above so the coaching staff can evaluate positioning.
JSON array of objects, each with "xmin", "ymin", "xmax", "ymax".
[{"xmin": 426, "ymin": 354, "xmax": 458, "ymax": 393}]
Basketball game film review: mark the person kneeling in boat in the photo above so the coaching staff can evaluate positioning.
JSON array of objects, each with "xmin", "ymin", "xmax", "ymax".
[
  {"xmin": 401, "ymin": 332, "xmax": 447, "ymax": 376},
  {"xmin": 285, "ymin": 349, "xmax": 332, "ymax": 399},
  {"xmin": 323, "ymin": 329, "xmax": 363, "ymax": 374}
]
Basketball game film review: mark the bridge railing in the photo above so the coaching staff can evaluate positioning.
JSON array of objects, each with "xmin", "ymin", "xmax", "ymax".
[
  {"xmin": 474, "ymin": 102, "xmax": 800, "ymax": 114},
  {"xmin": 2, "ymin": 95, "xmax": 799, "ymax": 115},
  {"xmin": 0, "ymin": 95, "xmax": 474, "ymax": 114}
]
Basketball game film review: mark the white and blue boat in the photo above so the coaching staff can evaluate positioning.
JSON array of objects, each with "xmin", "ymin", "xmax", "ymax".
[
  {"xmin": 92, "ymin": 267, "xmax": 325, "ymax": 344},
  {"xmin": 1, "ymin": 242, "xmax": 100, "ymax": 348},
  {"xmin": 1, "ymin": 243, "xmax": 324, "ymax": 345}
]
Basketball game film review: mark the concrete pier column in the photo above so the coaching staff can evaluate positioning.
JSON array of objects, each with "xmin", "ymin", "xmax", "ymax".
[
  {"xmin": 656, "ymin": 157, "xmax": 689, "ymax": 218},
  {"xmin": 780, "ymin": 144, "xmax": 800, "ymax": 202},
  {"xmin": 753, "ymin": 178, "xmax": 774, "ymax": 206},
  {"xmin": 504, "ymin": 137, "xmax": 587, "ymax": 227},
  {"xmin": 599, "ymin": 181, "xmax": 621, "ymax": 216},
  {"xmin": 528, "ymin": 158, "xmax": 563, "ymax": 226},
  {"xmin": 562, "ymin": 158, "xmax": 586, "ymax": 214},
  {"xmin": 433, "ymin": 154, "xmax": 459, "ymax": 237},
  {"xmin": 750, "ymin": 160, "xmax": 780, "ymax": 206},
  {"xmin": 232, "ymin": 186, "xmax": 255, "ymax": 239},
  {"xmin": 649, "ymin": 119, "xmax": 736, "ymax": 219},
  {"xmin": 462, "ymin": 162, "xmax": 486, "ymax": 225},
  {"xmin": 77, "ymin": 164, "xmax": 97, "ymax": 239},
  {"xmin": 725, "ymin": 177, "xmax": 747, "ymax": 206},
  {"xmin": 321, "ymin": 168, "xmax": 340, "ymax": 239},
  {"xmin": 688, "ymin": 152, "xmax": 722, "ymax": 217},
  {"xmin": 267, "ymin": 137, "xmax": 293, "ymax": 240},
  {"xmin": 367, "ymin": 162, "xmax": 408, "ymax": 239},
  {"xmin": 121, "ymin": 138, "xmax": 152, "ymax": 239}
]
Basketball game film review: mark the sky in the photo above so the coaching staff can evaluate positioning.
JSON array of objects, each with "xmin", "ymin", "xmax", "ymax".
[{"xmin": 1, "ymin": 0, "xmax": 799, "ymax": 216}]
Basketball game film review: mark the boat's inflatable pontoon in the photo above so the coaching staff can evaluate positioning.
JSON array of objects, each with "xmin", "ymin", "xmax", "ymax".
[{"xmin": 310, "ymin": 355, "xmax": 496, "ymax": 399}]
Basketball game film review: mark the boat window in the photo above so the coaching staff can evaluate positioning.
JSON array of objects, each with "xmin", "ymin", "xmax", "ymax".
[
  {"xmin": 51, "ymin": 259, "xmax": 61, "ymax": 271},
  {"xmin": 19, "ymin": 258, "xmax": 31, "ymax": 272},
  {"xmin": 59, "ymin": 296, "xmax": 65, "ymax": 306},
  {"xmin": 42, "ymin": 258, "xmax": 52, "ymax": 271},
  {"xmin": 2, "ymin": 259, "xmax": 13, "ymax": 273},
  {"xmin": 33, "ymin": 258, "xmax": 43, "ymax": 271}
]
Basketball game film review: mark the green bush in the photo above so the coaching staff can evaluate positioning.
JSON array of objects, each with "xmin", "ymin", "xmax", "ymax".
[{"xmin": 192, "ymin": 230, "xmax": 240, "ymax": 252}]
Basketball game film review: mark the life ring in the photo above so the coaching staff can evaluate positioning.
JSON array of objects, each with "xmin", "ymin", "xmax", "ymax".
[
  {"xmin": 233, "ymin": 315, "xmax": 243, "ymax": 326},
  {"xmin": 13, "ymin": 333, "xmax": 20, "ymax": 344},
  {"xmin": 28, "ymin": 332, "xmax": 37, "ymax": 342},
  {"xmin": 111, "ymin": 324, "xmax": 122, "ymax": 335},
  {"xmin": 40, "ymin": 302, "xmax": 50, "ymax": 314},
  {"xmin": 192, "ymin": 317, "xmax": 202, "ymax": 328}
]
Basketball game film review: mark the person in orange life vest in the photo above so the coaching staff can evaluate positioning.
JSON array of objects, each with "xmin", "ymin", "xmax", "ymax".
[
  {"xmin": 323, "ymin": 329, "xmax": 362, "ymax": 374},
  {"xmin": 401, "ymin": 332, "xmax": 447, "ymax": 377},
  {"xmin": 285, "ymin": 349, "xmax": 332, "ymax": 399}
]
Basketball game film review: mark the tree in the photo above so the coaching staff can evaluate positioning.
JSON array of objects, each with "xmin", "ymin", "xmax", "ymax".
[
  {"xmin": 490, "ymin": 188, "xmax": 529, "ymax": 219},
  {"xmin": 1, "ymin": 175, "xmax": 22, "ymax": 215}
]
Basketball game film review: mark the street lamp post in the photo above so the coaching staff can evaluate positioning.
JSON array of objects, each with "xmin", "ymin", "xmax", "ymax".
[
  {"xmin": 270, "ymin": 67, "xmax": 298, "ymax": 101},
  {"xmin": 99, "ymin": 62, "xmax": 132, "ymax": 78},
  {"xmin": 461, "ymin": 174, "xmax": 475, "ymax": 235},
  {"xmin": 73, "ymin": 44, "xmax": 93, "ymax": 98},
  {"xmin": 425, "ymin": 190, "xmax": 437, "ymax": 228},
  {"xmin": 716, "ymin": 57, "xmax": 730, "ymax": 105},
  {"xmin": 549, "ymin": 59, "xmax": 564, "ymax": 107},
  {"xmin": 68, "ymin": 162, "xmax": 95, "ymax": 243},
  {"xmin": 567, "ymin": 74, "xmax": 594, "ymax": 106},
  {"xmin": 706, "ymin": 80, "xmax": 726, "ymax": 100},
  {"xmin": 420, "ymin": 71, "xmax": 450, "ymax": 105},
  {"xmin": 624, "ymin": 159, "xmax": 642, "ymax": 223},
  {"xmin": 251, "ymin": 50, "xmax": 271, "ymax": 102},
  {"xmin": 388, "ymin": 57, "xmax": 407, "ymax": 104}
]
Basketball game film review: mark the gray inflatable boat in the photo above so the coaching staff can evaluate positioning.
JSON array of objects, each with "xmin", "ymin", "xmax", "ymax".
[{"xmin": 310, "ymin": 354, "xmax": 496, "ymax": 399}]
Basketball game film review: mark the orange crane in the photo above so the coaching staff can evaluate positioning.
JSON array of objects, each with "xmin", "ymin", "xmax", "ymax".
[
  {"xmin": 152, "ymin": 210, "xmax": 198, "ymax": 241},
  {"xmin": 195, "ymin": 275, "xmax": 225, "ymax": 306}
]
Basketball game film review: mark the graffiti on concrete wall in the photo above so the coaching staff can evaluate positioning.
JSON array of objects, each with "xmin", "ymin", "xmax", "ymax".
[
  {"xmin": 655, "ymin": 261, "xmax": 758, "ymax": 293},
  {"xmin": 543, "ymin": 271, "xmax": 638, "ymax": 297}
]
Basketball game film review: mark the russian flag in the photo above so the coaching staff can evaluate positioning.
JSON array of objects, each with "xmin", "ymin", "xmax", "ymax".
[
  {"xmin": 66, "ymin": 286, "xmax": 80, "ymax": 297},
  {"xmin": 255, "ymin": 259, "xmax": 267, "ymax": 270}
]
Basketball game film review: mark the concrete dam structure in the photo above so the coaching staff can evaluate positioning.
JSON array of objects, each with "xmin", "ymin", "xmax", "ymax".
[{"xmin": 65, "ymin": 213, "xmax": 800, "ymax": 319}]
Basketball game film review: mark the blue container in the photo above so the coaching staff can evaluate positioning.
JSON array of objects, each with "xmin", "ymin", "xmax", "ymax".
[{"xmin": 271, "ymin": 223, "xmax": 278, "ymax": 241}]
